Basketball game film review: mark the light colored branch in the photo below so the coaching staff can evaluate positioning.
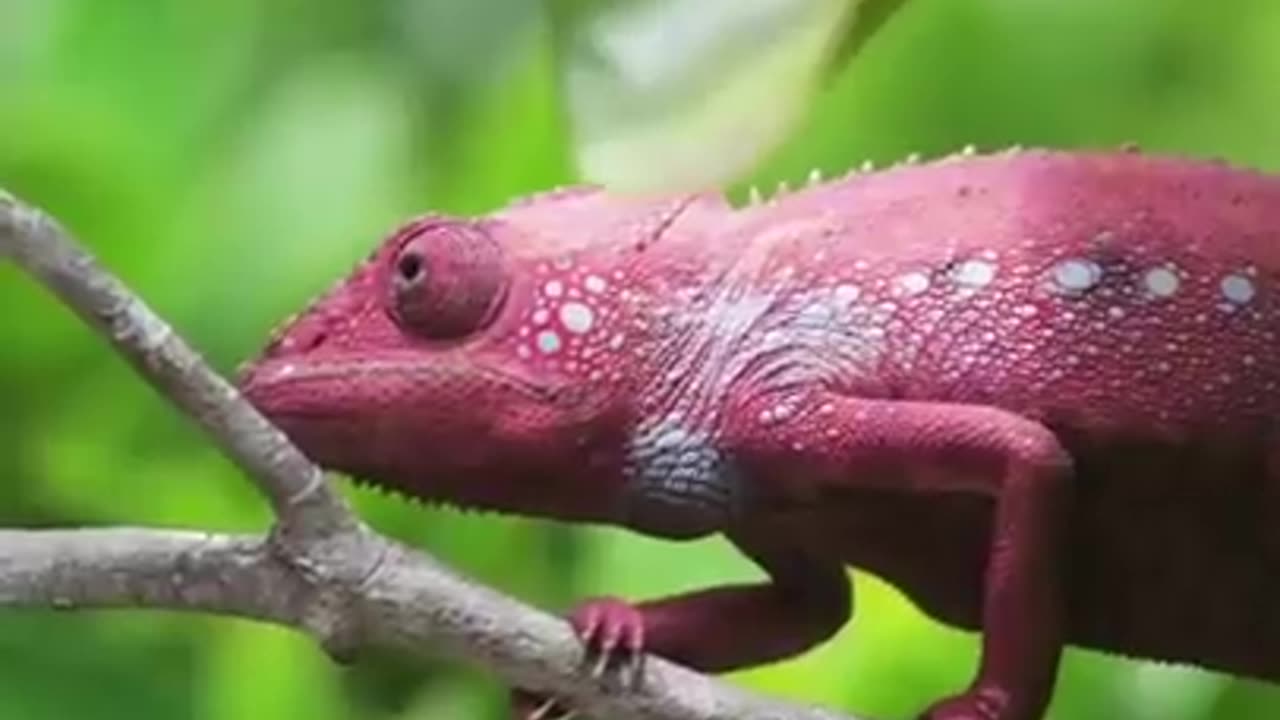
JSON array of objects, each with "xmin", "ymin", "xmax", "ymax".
[
  {"xmin": 0, "ymin": 529, "xmax": 300, "ymax": 623},
  {"xmin": 0, "ymin": 190, "xmax": 871, "ymax": 720}
]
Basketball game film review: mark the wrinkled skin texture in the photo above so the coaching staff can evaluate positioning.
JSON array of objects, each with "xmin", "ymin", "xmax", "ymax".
[{"xmin": 240, "ymin": 149, "xmax": 1280, "ymax": 720}]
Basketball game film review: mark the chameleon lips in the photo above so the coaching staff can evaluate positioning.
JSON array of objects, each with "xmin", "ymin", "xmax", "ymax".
[
  {"xmin": 237, "ymin": 357, "xmax": 480, "ymax": 471},
  {"xmin": 240, "ymin": 355, "xmax": 554, "ymax": 418},
  {"xmin": 239, "ymin": 354, "xmax": 563, "ymax": 486}
]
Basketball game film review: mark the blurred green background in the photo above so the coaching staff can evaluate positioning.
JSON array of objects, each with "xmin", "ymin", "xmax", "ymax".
[{"xmin": 5, "ymin": 0, "xmax": 1280, "ymax": 718}]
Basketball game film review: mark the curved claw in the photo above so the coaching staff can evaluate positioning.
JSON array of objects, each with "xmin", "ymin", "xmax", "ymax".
[
  {"xmin": 569, "ymin": 597, "xmax": 647, "ymax": 689},
  {"xmin": 528, "ymin": 696, "xmax": 576, "ymax": 720},
  {"xmin": 512, "ymin": 691, "xmax": 577, "ymax": 720}
]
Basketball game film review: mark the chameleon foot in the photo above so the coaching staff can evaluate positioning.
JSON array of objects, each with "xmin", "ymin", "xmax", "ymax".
[
  {"xmin": 570, "ymin": 596, "xmax": 646, "ymax": 688},
  {"xmin": 508, "ymin": 597, "xmax": 647, "ymax": 719},
  {"xmin": 919, "ymin": 686, "xmax": 1021, "ymax": 720}
]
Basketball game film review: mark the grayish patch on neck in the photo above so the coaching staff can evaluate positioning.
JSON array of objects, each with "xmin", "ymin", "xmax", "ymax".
[
  {"xmin": 621, "ymin": 235, "xmax": 891, "ymax": 531},
  {"xmin": 621, "ymin": 415, "xmax": 745, "ymax": 539}
]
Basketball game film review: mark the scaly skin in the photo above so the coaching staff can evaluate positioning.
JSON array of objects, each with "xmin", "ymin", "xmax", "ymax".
[{"xmin": 239, "ymin": 148, "xmax": 1280, "ymax": 720}]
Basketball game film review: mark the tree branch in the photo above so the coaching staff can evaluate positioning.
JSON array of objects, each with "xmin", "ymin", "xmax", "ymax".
[
  {"xmin": 0, "ymin": 190, "xmax": 871, "ymax": 720},
  {"xmin": 0, "ymin": 529, "xmax": 300, "ymax": 623}
]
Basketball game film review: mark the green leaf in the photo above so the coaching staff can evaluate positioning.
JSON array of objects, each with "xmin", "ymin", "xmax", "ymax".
[{"xmin": 550, "ymin": 0, "xmax": 911, "ymax": 191}]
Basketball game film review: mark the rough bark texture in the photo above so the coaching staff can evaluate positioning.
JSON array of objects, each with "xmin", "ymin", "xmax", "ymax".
[{"xmin": 0, "ymin": 190, "xmax": 870, "ymax": 720}]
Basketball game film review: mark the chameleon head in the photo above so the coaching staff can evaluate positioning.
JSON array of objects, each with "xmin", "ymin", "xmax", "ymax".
[{"xmin": 237, "ymin": 211, "xmax": 632, "ymax": 521}]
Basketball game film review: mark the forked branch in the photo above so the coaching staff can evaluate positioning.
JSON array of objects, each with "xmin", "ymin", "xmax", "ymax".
[{"xmin": 0, "ymin": 191, "xmax": 868, "ymax": 720}]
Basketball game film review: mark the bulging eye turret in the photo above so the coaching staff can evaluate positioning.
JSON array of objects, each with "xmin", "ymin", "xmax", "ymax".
[{"xmin": 386, "ymin": 221, "xmax": 508, "ymax": 340}]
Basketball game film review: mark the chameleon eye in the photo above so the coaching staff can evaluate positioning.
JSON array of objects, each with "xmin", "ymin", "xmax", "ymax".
[{"xmin": 387, "ymin": 221, "xmax": 508, "ymax": 340}]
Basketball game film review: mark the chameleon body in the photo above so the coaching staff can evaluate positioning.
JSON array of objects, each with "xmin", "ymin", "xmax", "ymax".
[{"xmin": 240, "ymin": 149, "xmax": 1280, "ymax": 720}]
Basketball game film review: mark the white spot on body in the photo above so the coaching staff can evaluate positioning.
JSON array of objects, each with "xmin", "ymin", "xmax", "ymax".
[
  {"xmin": 535, "ymin": 330, "xmax": 562, "ymax": 354},
  {"xmin": 532, "ymin": 309, "xmax": 550, "ymax": 325},
  {"xmin": 584, "ymin": 275, "xmax": 608, "ymax": 294},
  {"xmin": 832, "ymin": 283, "xmax": 861, "ymax": 307},
  {"xmin": 1143, "ymin": 266, "xmax": 1180, "ymax": 298},
  {"xmin": 608, "ymin": 333, "xmax": 626, "ymax": 351},
  {"xmin": 951, "ymin": 259, "xmax": 997, "ymax": 288},
  {"xmin": 1052, "ymin": 258, "xmax": 1102, "ymax": 293},
  {"xmin": 543, "ymin": 280, "xmax": 564, "ymax": 298},
  {"xmin": 1221, "ymin": 274, "xmax": 1256, "ymax": 304},
  {"xmin": 559, "ymin": 302, "xmax": 595, "ymax": 334},
  {"xmin": 894, "ymin": 271, "xmax": 931, "ymax": 297}
]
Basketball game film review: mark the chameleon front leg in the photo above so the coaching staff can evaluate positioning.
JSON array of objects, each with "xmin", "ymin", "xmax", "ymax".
[
  {"xmin": 510, "ymin": 532, "xmax": 851, "ymax": 719},
  {"xmin": 729, "ymin": 395, "xmax": 1073, "ymax": 720}
]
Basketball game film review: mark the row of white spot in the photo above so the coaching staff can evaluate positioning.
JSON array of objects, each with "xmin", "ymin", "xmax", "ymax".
[
  {"xmin": 1047, "ymin": 257, "xmax": 1257, "ymax": 307},
  {"xmin": 515, "ymin": 250, "xmax": 1264, "ymax": 370},
  {"xmin": 891, "ymin": 258, "xmax": 997, "ymax": 297},
  {"xmin": 886, "ymin": 255, "xmax": 1260, "ymax": 307}
]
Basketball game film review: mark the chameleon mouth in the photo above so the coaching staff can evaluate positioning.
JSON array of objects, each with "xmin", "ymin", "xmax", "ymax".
[{"xmin": 239, "ymin": 355, "xmax": 555, "ymax": 418}]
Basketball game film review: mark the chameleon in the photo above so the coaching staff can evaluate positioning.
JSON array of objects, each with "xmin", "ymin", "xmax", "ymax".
[{"xmin": 239, "ymin": 147, "xmax": 1280, "ymax": 720}]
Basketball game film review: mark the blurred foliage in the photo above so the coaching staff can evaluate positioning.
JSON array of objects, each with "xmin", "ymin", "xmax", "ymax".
[{"xmin": 4, "ymin": 0, "xmax": 1280, "ymax": 718}]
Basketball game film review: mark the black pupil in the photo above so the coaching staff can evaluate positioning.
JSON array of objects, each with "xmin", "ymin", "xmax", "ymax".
[{"xmin": 397, "ymin": 252, "xmax": 424, "ymax": 283}]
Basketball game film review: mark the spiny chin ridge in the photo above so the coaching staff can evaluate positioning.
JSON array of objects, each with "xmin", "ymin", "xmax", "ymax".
[{"xmin": 344, "ymin": 473, "xmax": 503, "ymax": 518}]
